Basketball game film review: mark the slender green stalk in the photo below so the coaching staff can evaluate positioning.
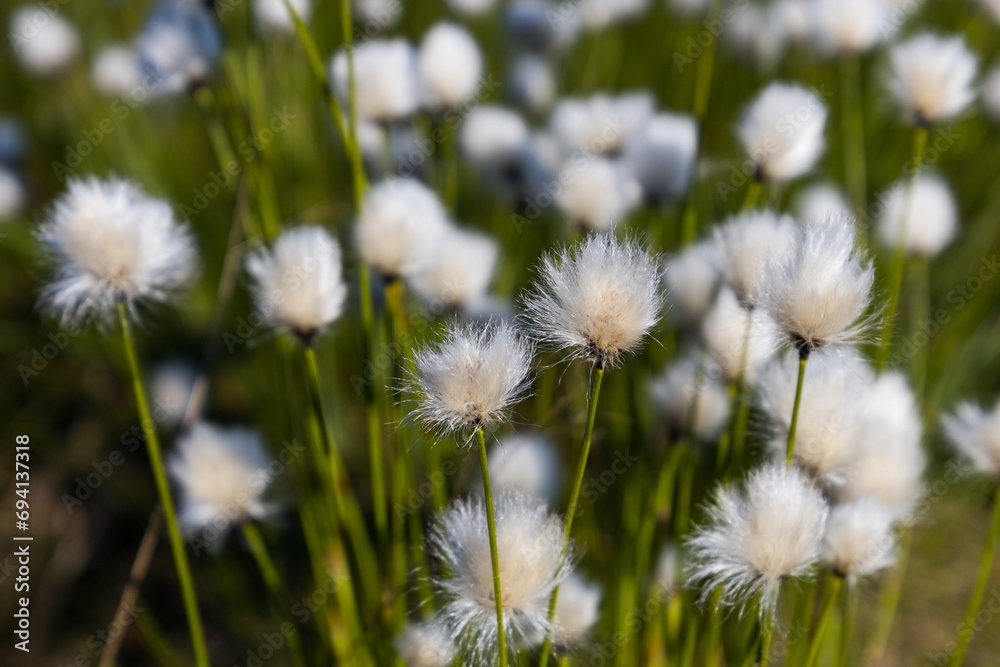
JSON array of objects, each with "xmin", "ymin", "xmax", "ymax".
[
  {"xmin": 704, "ymin": 587, "xmax": 724, "ymax": 667},
  {"xmin": 840, "ymin": 55, "xmax": 867, "ymax": 217},
  {"xmin": 838, "ymin": 580, "xmax": 856, "ymax": 667},
  {"xmin": 729, "ymin": 313, "xmax": 754, "ymax": 476},
  {"xmin": 476, "ymin": 428, "xmax": 508, "ymax": 667},
  {"xmin": 116, "ymin": 303, "xmax": 209, "ymax": 667},
  {"xmin": 785, "ymin": 352, "xmax": 809, "ymax": 466},
  {"xmin": 741, "ymin": 180, "xmax": 762, "ymax": 212},
  {"xmin": 910, "ymin": 256, "xmax": 931, "ymax": 402},
  {"xmin": 759, "ymin": 612, "xmax": 774, "ymax": 667},
  {"xmin": 866, "ymin": 528, "xmax": 911, "ymax": 663},
  {"xmin": 805, "ymin": 575, "xmax": 843, "ymax": 667},
  {"xmin": 947, "ymin": 486, "xmax": 1000, "ymax": 667},
  {"xmin": 443, "ymin": 120, "xmax": 459, "ymax": 212},
  {"xmin": 538, "ymin": 365, "xmax": 606, "ymax": 667}
]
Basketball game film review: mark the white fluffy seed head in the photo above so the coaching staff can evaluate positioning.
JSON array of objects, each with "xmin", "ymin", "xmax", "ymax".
[
  {"xmin": 650, "ymin": 353, "xmax": 730, "ymax": 441},
  {"xmin": 356, "ymin": 179, "xmax": 449, "ymax": 280},
  {"xmin": 331, "ymin": 39, "xmax": 419, "ymax": 122},
  {"xmin": 823, "ymin": 498, "xmax": 897, "ymax": 579},
  {"xmin": 653, "ymin": 542, "xmax": 682, "ymax": 598},
  {"xmin": 410, "ymin": 320, "xmax": 534, "ymax": 438},
  {"xmin": 738, "ymin": 82, "xmax": 827, "ymax": 182},
  {"xmin": 663, "ymin": 240, "xmax": 721, "ymax": 330},
  {"xmin": 419, "ymin": 23, "xmax": 483, "ymax": 109},
  {"xmin": 409, "ymin": 226, "xmax": 499, "ymax": 311},
  {"xmin": 550, "ymin": 93, "xmax": 654, "ymax": 156},
  {"xmin": 486, "ymin": 434, "xmax": 562, "ymax": 504},
  {"xmin": 554, "ymin": 157, "xmax": 641, "ymax": 231},
  {"xmin": 701, "ymin": 287, "xmax": 781, "ymax": 384},
  {"xmin": 509, "ymin": 56, "xmax": 557, "ymax": 112},
  {"xmin": 552, "ymin": 572, "xmax": 602, "ymax": 647},
  {"xmin": 245, "ymin": 225, "xmax": 346, "ymax": 343},
  {"xmin": 687, "ymin": 463, "xmax": 829, "ymax": 614},
  {"xmin": 461, "ymin": 106, "xmax": 530, "ymax": 166},
  {"xmin": 149, "ymin": 359, "xmax": 198, "ymax": 429},
  {"xmin": 38, "ymin": 176, "xmax": 198, "ymax": 327},
  {"xmin": 889, "ymin": 33, "xmax": 977, "ymax": 125},
  {"xmin": 724, "ymin": 4, "xmax": 788, "ymax": 72},
  {"xmin": 756, "ymin": 214, "xmax": 875, "ymax": 353},
  {"xmin": 796, "ymin": 183, "xmax": 851, "ymax": 223},
  {"xmin": 506, "ymin": 0, "xmax": 581, "ymax": 54},
  {"xmin": 578, "ymin": 0, "xmax": 650, "ymax": 31},
  {"xmin": 137, "ymin": 1, "xmax": 222, "ymax": 96},
  {"xmin": 712, "ymin": 210, "xmax": 796, "ymax": 308},
  {"xmin": 253, "ymin": 0, "xmax": 312, "ymax": 35},
  {"xmin": 876, "ymin": 174, "xmax": 958, "ymax": 257},
  {"xmin": 431, "ymin": 490, "xmax": 572, "ymax": 665},
  {"xmin": 808, "ymin": 0, "xmax": 894, "ymax": 55},
  {"xmin": 395, "ymin": 620, "xmax": 457, "ymax": 667},
  {"xmin": 623, "ymin": 112, "xmax": 699, "ymax": 206},
  {"xmin": 9, "ymin": 4, "xmax": 80, "ymax": 77},
  {"xmin": 523, "ymin": 234, "xmax": 662, "ymax": 368},
  {"xmin": 942, "ymin": 399, "xmax": 1000, "ymax": 477},
  {"xmin": 92, "ymin": 45, "xmax": 143, "ymax": 97},
  {"xmin": 168, "ymin": 422, "xmax": 273, "ymax": 538},
  {"xmin": 0, "ymin": 167, "xmax": 26, "ymax": 219}
]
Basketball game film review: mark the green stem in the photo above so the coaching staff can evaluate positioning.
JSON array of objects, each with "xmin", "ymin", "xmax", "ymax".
[
  {"xmin": 840, "ymin": 55, "xmax": 867, "ymax": 218},
  {"xmin": 805, "ymin": 575, "xmax": 843, "ymax": 667},
  {"xmin": 947, "ymin": 486, "xmax": 1000, "ymax": 667},
  {"xmin": 116, "ymin": 303, "xmax": 209, "ymax": 667},
  {"xmin": 785, "ymin": 351, "xmax": 808, "ymax": 466},
  {"xmin": 740, "ymin": 180, "xmax": 762, "ymax": 212},
  {"xmin": 729, "ymin": 313, "xmax": 754, "ymax": 477},
  {"xmin": 759, "ymin": 612, "xmax": 774, "ymax": 667},
  {"xmin": 477, "ymin": 428, "xmax": 508, "ymax": 667},
  {"xmin": 443, "ymin": 120, "xmax": 459, "ymax": 213},
  {"xmin": 838, "ymin": 580, "xmax": 856, "ymax": 667},
  {"xmin": 538, "ymin": 365, "xmax": 605, "ymax": 667},
  {"xmin": 865, "ymin": 528, "xmax": 911, "ymax": 664},
  {"xmin": 692, "ymin": 0, "xmax": 725, "ymax": 123}
]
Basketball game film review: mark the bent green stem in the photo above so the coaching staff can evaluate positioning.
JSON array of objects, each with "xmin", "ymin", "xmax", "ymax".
[
  {"xmin": 477, "ymin": 428, "xmax": 508, "ymax": 667},
  {"xmin": 806, "ymin": 575, "xmax": 843, "ymax": 667},
  {"xmin": 785, "ymin": 351, "xmax": 809, "ymax": 466}
]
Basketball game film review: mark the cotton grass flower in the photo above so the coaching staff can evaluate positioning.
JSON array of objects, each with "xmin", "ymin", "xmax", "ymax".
[
  {"xmin": 9, "ymin": 4, "xmax": 80, "ymax": 77},
  {"xmin": 92, "ymin": 45, "xmax": 143, "ymax": 97},
  {"xmin": 509, "ymin": 56, "xmax": 557, "ymax": 113},
  {"xmin": 756, "ymin": 213, "xmax": 875, "ymax": 354},
  {"xmin": 487, "ymin": 434, "xmax": 562, "ymax": 504},
  {"xmin": 409, "ymin": 226, "xmax": 499, "ymax": 312},
  {"xmin": 168, "ymin": 422, "xmax": 274, "ymax": 538},
  {"xmin": 461, "ymin": 106, "xmax": 530, "ymax": 166},
  {"xmin": 823, "ymin": 498, "xmax": 897, "ymax": 579},
  {"xmin": 150, "ymin": 359, "xmax": 198, "ymax": 429},
  {"xmin": 554, "ymin": 157, "xmax": 640, "ymax": 231},
  {"xmin": 808, "ymin": 0, "xmax": 895, "ymax": 55},
  {"xmin": 419, "ymin": 23, "xmax": 483, "ymax": 109},
  {"xmin": 663, "ymin": 241, "xmax": 720, "ymax": 330},
  {"xmin": 550, "ymin": 93, "xmax": 654, "ymax": 156},
  {"xmin": 551, "ymin": 573, "xmax": 601, "ymax": 647},
  {"xmin": 252, "ymin": 0, "xmax": 312, "ymax": 35},
  {"xmin": 38, "ymin": 176, "xmax": 198, "ymax": 327},
  {"xmin": 654, "ymin": 542, "xmax": 682, "ymax": 598},
  {"xmin": 245, "ymin": 225, "xmax": 347, "ymax": 344},
  {"xmin": 650, "ymin": 353, "xmax": 730, "ymax": 441},
  {"xmin": 506, "ymin": 0, "xmax": 580, "ymax": 54},
  {"xmin": 701, "ymin": 286, "xmax": 780, "ymax": 384},
  {"xmin": 796, "ymin": 183, "xmax": 851, "ymax": 223},
  {"xmin": 430, "ymin": 490, "xmax": 573, "ymax": 664},
  {"xmin": 623, "ymin": 112, "xmax": 699, "ymax": 206},
  {"xmin": 737, "ymin": 83, "xmax": 827, "ymax": 182},
  {"xmin": 713, "ymin": 210, "xmax": 796, "ymax": 309},
  {"xmin": 410, "ymin": 320, "xmax": 534, "ymax": 438},
  {"xmin": 523, "ymin": 234, "xmax": 662, "ymax": 368},
  {"xmin": 876, "ymin": 174, "xmax": 958, "ymax": 257},
  {"xmin": 446, "ymin": 0, "xmax": 499, "ymax": 18},
  {"xmin": 687, "ymin": 463, "xmax": 828, "ymax": 612},
  {"xmin": 137, "ymin": 0, "xmax": 223, "ymax": 95},
  {"xmin": 330, "ymin": 39, "xmax": 419, "ymax": 122},
  {"xmin": 0, "ymin": 168, "xmax": 26, "ymax": 220},
  {"xmin": 942, "ymin": 399, "xmax": 1000, "ymax": 477},
  {"xmin": 395, "ymin": 620, "xmax": 457, "ymax": 667},
  {"xmin": 889, "ymin": 34, "xmax": 977, "ymax": 126}
]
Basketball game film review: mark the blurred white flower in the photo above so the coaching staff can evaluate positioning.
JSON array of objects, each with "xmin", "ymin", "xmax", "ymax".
[
  {"xmin": 982, "ymin": 65, "xmax": 1000, "ymax": 121},
  {"xmin": 738, "ymin": 82, "xmax": 827, "ymax": 182},
  {"xmin": 724, "ymin": 5, "xmax": 788, "ymax": 71},
  {"xmin": 92, "ymin": 45, "xmax": 143, "ymax": 97},
  {"xmin": 149, "ymin": 359, "xmax": 198, "ymax": 429},
  {"xmin": 354, "ymin": 0, "xmax": 404, "ymax": 27},
  {"xmin": 663, "ymin": 240, "xmax": 720, "ymax": 330},
  {"xmin": 506, "ymin": 0, "xmax": 581, "ymax": 53},
  {"xmin": 461, "ymin": 106, "xmax": 530, "ymax": 166},
  {"xmin": 650, "ymin": 353, "xmax": 730, "ymax": 441},
  {"xmin": 252, "ymin": 0, "xmax": 312, "ymax": 35},
  {"xmin": 554, "ymin": 157, "xmax": 640, "ymax": 231},
  {"xmin": 409, "ymin": 225, "xmax": 499, "ymax": 311},
  {"xmin": 550, "ymin": 93, "xmax": 654, "ymax": 156},
  {"xmin": 701, "ymin": 286, "xmax": 780, "ymax": 384},
  {"xmin": 578, "ymin": 0, "xmax": 650, "ymax": 31},
  {"xmin": 395, "ymin": 620, "xmax": 457, "ymax": 667},
  {"xmin": 509, "ymin": 56, "xmax": 557, "ymax": 113},
  {"xmin": 712, "ymin": 210, "xmax": 796, "ymax": 309},
  {"xmin": 942, "ymin": 398, "xmax": 1000, "ymax": 477},
  {"xmin": 446, "ymin": 0, "xmax": 499, "ymax": 18},
  {"xmin": 796, "ymin": 183, "xmax": 851, "ymax": 223},
  {"xmin": 137, "ymin": 0, "xmax": 223, "ymax": 96},
  {"xmin": 889, "ymin": 33, "xmax": 977, "ymax": 125},
  {"xmin": 9, "ymin": 4, "xmax": 80, "ymax": 77},
  {"xmin": 808, "ymin": 0, "xmax": 895, "ymax": 55},
  {"xmin": 0, "ymin": 118, "xmax": 28, "ymax": 166},
  {"xmin": 419, "ymin": 23, "xmax": 483, "ymax": 109},
  {"xmin": 823, "ymin": 498, "xmax": 897, "ymax": 579},
  {"xmin": 876, "ymin": 174, "xmax": 958, "ymax": 257},
  {"xmin": 0, "ymin": 168, "xmax": 26, "ymax": 220},
  {"xmin": 552, "ymin": 572, "xmax": 602, "ymax": 646},
  {"xmin": 653, "ymin": 542, "xmax": 682, "ymax": 598},
  {"xmin": 487, "ymin": 434, "xmax": 562, "ymax": 504},
  {"xmin": 331, "ymin": 39, "xmax": 419, "ymax": 122},
  {"xmin": 623, "ymin": 112, "xmax": 698, "ymax": 206}
]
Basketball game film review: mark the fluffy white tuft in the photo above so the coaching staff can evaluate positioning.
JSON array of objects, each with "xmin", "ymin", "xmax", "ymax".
[
  {"xmin": 509, "ymin": 56, "xmax": 557, "ymax": 112},
  {"xmin": 419, "ymin": 23, "xmax": 483, "ymax": 109},
  {"xmin": 137, "ymin": 1, "xmax": 222, "ymax": 96},
  {"xmin": 876, "ymin": 174, "xmax": 958, "ymax": 257},
  {"xmin": 653, "ymin": 542, "xmax": 682, "ymax": 598},
  {"xmin": 942, "ymin": 399, "xmax": 1000, "ymax": 477},
  {"xmin": 149, "ymin": 359, "xmax": 198, "ymax": 429},
  {"xmin": 823, "ymin": 498, "xmax": 897, "ymax": 579},
  {"xmin": 701, "ymin": 286, "xmax": 781, "ymax": 384},
  {"xmin": 663, "ymin": 240, "xmax": 721, "ymax": 330},
  {"xmin": 409, "ymin": 226, "xmax": 499, "ymax": 311},
  {"xmin": 487, "ymin": 434, "xmax": 562, "ymax": 504},
  {"xmin": 252, "ymin": 0, "xmax": 312, "ymax": 35},
  {"xmin": 0, "ymin": 167, "xmax": 26, "ymax": 219},
  {"xmin": 551, "ymin": 572, "xmax": 602, "ymax": 647},
  {"xmin": 92, "ymin": 45, "xmax": 143, "ymax": 97},
  {"xmin": 446, "ymin": 0, "xmax": 499, "ymax": 18},
  {"xmin": 623, "ymin": 112, "xmax": 699, "ymax": 206},
  {"xmin": 330, "ymin": 39, "xmax": 419, "ymax": 122},
  {"xmin": 808, "ymin": 0, "xmax": 894, "ymax": 55},
  {"xmin": 889, "ymin": 33, "xmax": 977, "ymax": 125},
  {"xmin": 395, "ymin": 620, "xmax": 457, "ymax": 667},
  {"xmin": 712, "ymin": 210, "xmax": 796, "ymax": 308},
  {"xmin": 737, "ymin": 82, "xmax": 827, "ymax": 182},
  {"xmin": 550, "ymin": 93, "xmax": 654, "ymax": 156},
  {"xmin": 554, "ymin": 157, "xmax": 640, "ymax": 231},
  {"xmin": 650, "ymin": 353, "xmax": 731, "ymax": 441},
  {"xmin": 9, "ymin": 4, "xmax": 80, "ymax": 77},
  {"xmin": 796, "ymin": 183, "xmax": 851, "ymax": 223},
  {"xmin": 461, "ymin": 106, "xmax": 530, "ymax": 165}
]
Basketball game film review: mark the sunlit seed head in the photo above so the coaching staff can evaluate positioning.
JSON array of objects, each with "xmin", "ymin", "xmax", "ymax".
[
  {"xmin": 92, "ymin": 45, "xmax": 143, "ymax": 97},
  {"xmin": 724, "ymin": 4, "xmax": 789, "ymax": 72},
  {"xmin": 808, "ymin": 0, "xmax": 895, "ymax": 56},
  {"xmin": 509, "ymin": 56, "xmax": 557, "ymax": 113},
  {"xmin": 823, "ymin": 498, "xmax": 897, "ymax": 579},
  {"xmin": 330, "ymin": 39, "xmax": 419, "ymax": 122},
  {"xmin": 663, "ymin": 240, "xmax": 720, "ymax": 331},
  {"xmin": 252, "ymin": 0, "xmax": 312, "ymax": 35},
  {"xmin": 554, "ymin": 157, "xmax": 641, "ymax": 231},
  {"xmin": 460, "ymin": 106, "xmax": 531, "ymax": 166},
  {"xmin": 737, "ymin": 82, "xmax": 827, "ymax": 182},
  {"xmin": 942, "ymin": 398, "xmax": 1000, "ymax": 478},
  {"xmin": 889, "ymin": 33, "xmax": 977, "ymax": 126},
  {"xmin": 701, "ymin": 286, "xmax": 781, "ymax": 384},
  {"xmin": 419, "ymin": 23, "xmax": 483, "ymax": 109},
  {"xmin": 712, "ymin": 210, "xmax": 796, "ymax": 309},
  {"xmin": 9, "ymin": 4, "xmax": 80, "ymax": 77},
  {"xmin": 137, "ymin": 0, "xmax": 223, "ymax": 96},
  {"xmin": 0, "ymin": 167, "xmax": 26, "ymax": 220},
  {"xmin": 486, "ymin": 433, "xmax": 562, "ymax": 505},
  {"xmin": 550, "ymin": 92, "xmax": 654, "ymax": 157},
  {"xmin": 551, "ymin": 572, "xmax": 602, "ymax": 647},
  {"xmin": 795, "ymin": 182, "xmax": 851, "ymax": 224},
  {"xmin": 876, "ymin": 173, "xmax": 958, "ymax": 258},
  {"xmin": 622, "ymin": 112, "xmax": 699, "ymax": 207},
  {"xmin": 650, "ymin": 353, "xmax": 730, "ymax": 441},
  {"xmin": 395, "ymin": 620, "xmax": 457, "ymax": 667},
  {"xmin": 149, "ymin": 359, "xmax": 198, "ymax": 429},
  {"xmin": 409, "ymin": 225, "xmax": 499, "ymax": 312}
]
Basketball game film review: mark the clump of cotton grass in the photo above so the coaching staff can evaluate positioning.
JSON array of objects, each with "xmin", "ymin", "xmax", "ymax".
[
  {"xmin": 245, "ymin": 225, "xmax": 346, "ymax": 345},
  {"xmin": 487, "ymin": 434, "xmax": 562, "ymax": 505},
  {"xmin": 712, "ymin": 210, "xmax": 796, "ymax": 309},
  {"xmin": 796, "ymin": 182, "xmax": 851, "ymax": 222},
  {"xmin": 550, "ymin": 93, "xmax": 654, "ymax": 156},
  {"xmin": 137, "ymin": 0, "xmax": 222, "ymax": 96},
  {"xmin": 460, "ymin": 106, "xmax": 530, "ymax": 167},
  {"xmin": 888, "ymin": 34, "xmax": 977, "ymax": 126},
  {"xmin": 9, "ymin": 4, "xmax": 80, "ymax": 77},
  {"xmin": 875, "ymin": 173, "xmax": 958, "ymax": 257},
  {"xmin": 330, "ymin": 39, "xmax": 418, "ymax": 123},
  {"xmin": 92, "ymin": 45, "xmax": 143, "ymax": 97},
  {"xmin": 409, "ymin": 226, "xmax": 499, "ymax": 313},
  {"xmin": 168, "ymin": 422, "xmax": 274, "ymax": 540},
  {"xmin": 623, "ymin": 112, "xmax": 699, "ymax": 207},
  {"xmin": 509, "ymin": 56, "xmax": 557, "ymax": 113},
  {"xmin": 554, "ymin": 157, "xmax": 641, "ymax": 231},
  {"xmin": 523, "ymin": 234, "xmax": 662, "ymax": 369},
  {"xmin": 650, "ymin": 353, "xmax": 730, "ymax": 442},
  {"xmin": 737, "ymin": 83, "xmax": 827, "ymax": 183},
  {"xmin": 395, "ymin": 620, "xmax": 458, "ymax": 667},
  {"xmin": 757, "ymin": 213, "xmax": 876, "ymax": 356},
  {"xmin": 823, "ymin": 498, "xmax": 897, "ymax": 579},
  {"xmin": 252, "ymin": 0, "xmax": 312, "ymax": 35},
  {"xmin": 942, "ymin": 399, "xmax": 1000, "ymax": 477},
  {"xmin": 356, "ymin": 178, "xmax": 449, "ymax": 281},
  {"xmin": 550, "ymin": 572, "xmax": 601, "ymax": 648},
  {"xmin": 701, "ymin": 286, "xmax": 781, "ymax": 384},
  {"xmin": 687, "ymin": 463, "xmax": 828, "ymax": 614},
  {"xmin": 37, "ymin": 176, "xmax": 198, "ymax": 327},
  {"xmin": 808, "ymin": 0, "xmax": 895, "ymax": 56},
  {"xmin": 430, "ymin": 490, "xmax": 573, "ymax": 665},
  {"xmin": 663, "ymin": 241, "xmax": 720, "ymax": 331},
  {"xmin": 419, "ymin": 23, "xmax": 482, "ymax": 109}
]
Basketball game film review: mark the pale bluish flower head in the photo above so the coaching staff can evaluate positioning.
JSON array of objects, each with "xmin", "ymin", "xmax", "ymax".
[
  {"xmin": 756, "ymin": 214, "xmax": 876, "ymax": 353},
  {"xmin": 796, "ymin": 183, "xmax": 851, "ymax": 223},
  {"xmin": 461, "ymin": 106, "xmax": 530, "ymax": 166},
  {"xmin": 523, "ymin": 234, "xmax": 662, "ymax": 368},
  {"xmin": 38, "ymin": 176, "xmax": 198, "ymax": 327},
  {"xmin": 889, "ymin": 33, "xmax": 977, "ymax": 126},
  {"xmin": 168, "ymin": 422, "xmax": 274, "ymax": 538},
  {"xmin": 554, "ymin": 157, "xmax": 641, "ymax": 231},
  {"xmin": 552, "ymin": 572, "xmax": 602, "ymax": 647},
  {"xmin": 713, "ymin": 210, "xmax": 796, "ymax": 308},
  {"xmin": 550, "ymin": 93, "xmax": 654, "ymax": 156},
  {"xmin": 942, "ymin": 398, "xmax": 1000, "ymax": 477},
  {"xmin": 252, "ymin": 0, "xmax": 312, "ymax": 35},
  {"xmin": 430, "ymin": 490, "xmax": 573, "ymax": 665},
  {"xmin": 687, "ymin": 463, "xmax": 829, "ymax": 614},
  {"xmin": 411, "ymin": 320, "xmax": 534, "ymax": 438},
  {"xmin": 92, "ymin": 45, "xmax": 143, "ymax": 97},
  {"xmin": 245, "ymin": 225, "xmax": 347, "ymax": 344},
  {"xmin": 419, "ymin": 23, "xmax": 483, "ymax": 109},
  {"xmin": 738, "ymin": 82, "xmax": 827, "ymax": 182},
  {"xmin": 506, "ymin": 0, "xmax": 581, "ymax": 54},
  {"xmin": 623, "ymin": 112, "xmax": 698, "ymax": 206},
  {"xmin": 9, "ymin": 4, "xmax": 80, "ymax": 77},
  {"xmin": 331, "ymin": 39, "xmax": 419, "ymax": 122},
  {"xmin": 137, "ymin": 0, "xmax": 223, "ymax": 96},
  {"xmin": 808, "ymin": 0, "xmax": 894, "ymax": 55},
  {"xmin": 650, "ymin": 353, "xmax": 730, "ymax": 441},
  {"xmin": 701, "ymin": 286, "xmax": 781, "ymax": 384},
  {"xmin": 876, "ymin": 174, "xmax": 958, "ymax": 257},
  {"xmin": 149, "ymin": 359, "xmax": 198, "ymax": 429},
  {"xmin": 509, "ymin": 56, "xmax": 557, "ymax": 113},
  {"xmin": 487, "ymin": 434, "xmax": 562, "ymax": 504},
  {"xmin": 773, "ymin": 0, "xmax": 812, "ymax": 42},
  {"xmin": 664, "ymin": 240, "xmax": 721, "ymax": 330},
  {"xmin": 395, "ymin": 620, "xmax": 457, "ymax": 667},
  {"xmin": 823, "ymin": 498, "xmax": 897, "ymax": 579},
  {"xmin": 409, "ymin": 226, "xmax": 499, "ymax": 311}
]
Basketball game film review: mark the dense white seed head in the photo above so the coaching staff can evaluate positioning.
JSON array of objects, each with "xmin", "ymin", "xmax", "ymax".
[
  {"xmin": 168, "ymin": 422, "xmax": 273, "ymax": 537},
  {"xmin": 446, "ymin": 0, "xmax": 499, "ymax": 18},
  {"xmin": 738, "ymin": 83, "xmax": 827, "ymax": 182},
  {"xmin": 554, "ymin": 157, "xmax": 640, "ymax": 231},
  {"xmin": 92, "ymin": 45, "xmax": 143, "ymax": 97},
  {"xmin": 331, "ymin": 39, "xmax": 419, "ymax": 122},
  {"xmin": 461, "ymin": 106, "xmax": 530, "ymax": 165},
  {"xmin": 687, "ymin": 463, "xmax": 828, "ymax": 613},
  {"xmin": 663, "ymin": 240, "xmax": 720, "ymax": 330},
  {"xmin": 757, "ymin": 348, "xmax": 872, "ymax": 490},
  {"xmin": 796, "ymin": 183, "xmax": 851, "ymax": 223},
  {"xmin": 983, "ymin": 65, "xmax": 1000, "ymax": 121},
  {"xmin": 9, "ymin": 5, "xmax": 80, "ymax": 77},
  {"xmin": 773, "ymin": 0, "xmax": 812, "ymax": 42},
  {"xmin": 701, "ymin": 287, "xmax": 781, "ymax": 384},
  {"xmin": 411, "ymin": 320, "xmax": 534, "ymax": 437},
  {"xmin": 550, "ymin": 93, "xmax": 654, "ymax": 156},
  {"xmin": 650, "ymin": 353, "xmax": 730, "ymax": 441},
  {"xmin": 137, "ymin": 0, "xmax": 222, "ymax": 96},
  {"xmin": 623, "ymin": 112, "xmax": 699, "ymax": 206},
  {"xmin": 653, "ymin": 542, "xmax": 682, "ymax": 598},
  {"xmin": 756, "ymin": 214, "xmax": 875, "ymax": 353},
  {"xmin": 487, "ymin": 434, "xmax": 562, "ymax": 504},
  {"xmin": 395, "ymin": 620, "xmax": 457, "ymax": 667},
  {"xmin": 149, "ymin": 359, "xmax": 198, "ymax": 429},
  {"xmin": 245, "ymin": 225, "xmax": 346, "ymax": 342},
  {"xmin": 552, "ymin": 573, "xmax": 602, "ymax": 646},
  {"xmin": 356, "ymin": 179, "xmax": 449, "ymax": 279},
  {"xmin": 808, "ymin": 0, "xmax": 894, "ymax": 55},
  {"xmin": 889, "ymin": 34, "xmax": 977, "ymax": 125},
  {"xmin": 409, "ymin": 226, "xmax": 499, "ymax": 311},
  {"xmin": 523, "ymin": 234, "xmax": 662, "ymax": 368},
  {"xmin": 509, "ymin": 56, "xmax": 557, "ymax": 112},
  {"xmin": 430, "ymin": 491, "xmax": 572, "ymax": 665},
  {"xmin": 713, "ymin": 210, "xmax": 796, "ymax": 308},
  {"xmin": 419, "ymin": 23, "xmax": 483, "ymax": 109},
  {"xmin": 724, "ymin": 5, "xmax": 788, "ymax": 72},
  {"xmin": 38, "ymin": 176, "xmax": 198, "ymax": 327},
  {"xmin": 876, "ymin": 174, "xmax": 958, "ymax": 257},
  {"xmin": 823, "ymin": 498, "xmax": 897, "ymax": 579},
  {"xmin": 0, "ymin": 168, "xmax": 26, "ymax": 219},
  {"xmin": 252, "ymin": 0, "xmax": 312, "ymax": 35},
  {"xmin": 942, "ymin": 399, "xmax": 1000, "ymax": 477}
]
